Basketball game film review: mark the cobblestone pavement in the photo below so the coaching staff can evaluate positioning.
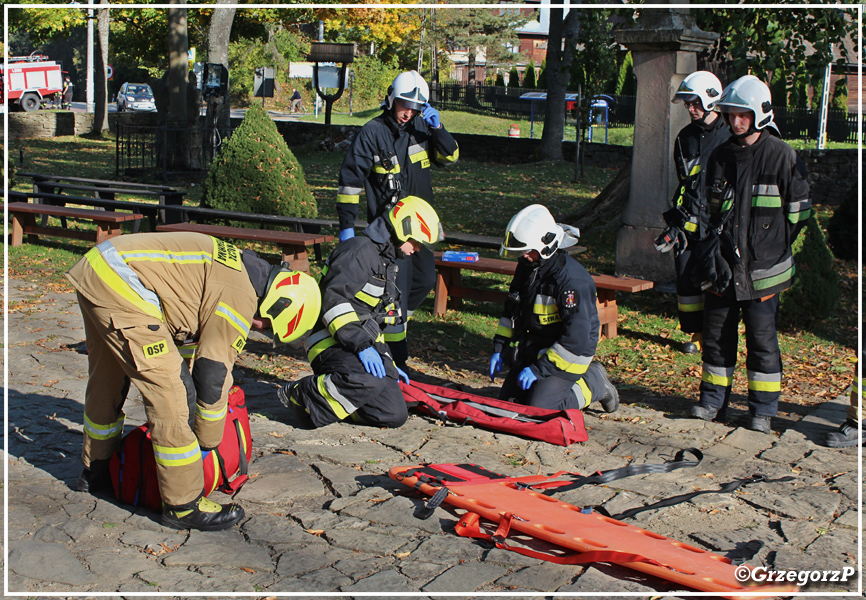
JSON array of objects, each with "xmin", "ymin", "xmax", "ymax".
[{"xmin": 4, "ymin": 280, "xmax": 862, "ymax": 599}]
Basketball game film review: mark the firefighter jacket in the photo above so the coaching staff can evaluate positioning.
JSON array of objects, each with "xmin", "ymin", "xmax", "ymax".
[
  {"xmin": 66, "ymin": 232, "xmax": 260, "ymax": 422},
  {"xmin": 303, "ymin": 218, "xmax": 402, "ymax": 363},
  {"xmin": 670, "ymin": 115, "xmax": 730, "ymax": 240},
  {"xmin": 492, "ymin": 252, "xmax": 599, "ymax": 383},
  {"xmin": 336, "ymin": 110, "xmax": 459, "ymax": 232},
  {"xmin": 704, "ymin": 131, "xmax": 811, "ymax": 300}
]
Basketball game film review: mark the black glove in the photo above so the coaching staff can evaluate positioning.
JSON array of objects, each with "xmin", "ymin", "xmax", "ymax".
[{"xmin": 654, "ymin": 225, "xmax": 687, "ymax": 256}]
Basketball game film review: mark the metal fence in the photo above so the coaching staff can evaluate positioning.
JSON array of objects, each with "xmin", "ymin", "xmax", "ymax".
[
  {"xmin": 431, "ymin": 83, "xmax": 861, "ymax": 143},
  {"xmin": 116, "ymin": 123, "xmax": 234, "ymax": 182}
]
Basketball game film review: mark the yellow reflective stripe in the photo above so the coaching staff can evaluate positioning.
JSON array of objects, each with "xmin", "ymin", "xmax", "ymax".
[
  {"xmin": 83, "ymin": 414, "xmax": 125, "ymax": 440},
  {"xmin": 196, "ymin": 403, "xmax": 228, "ymax": 422},
  {"xmin": 436, "ymin": 147, "xmax": 459, "ymax": 163},
  {"xmin": 118, "ymin": 250, "xmax": 213, "ymax": 265},
  {"xmin": 546, "ymin": 348, "xmax": 590, "ymax": 375},
  {"xmin": 373, "ymin": 163, "xmax": 401, "ymax": 174},
  {"xmin": 410, "ymin": 149, "xmax": 429, "ymax": 164},
  {"xmin": 307, "ymin": 335, "xmax": 338, "ymax": 362},
  {"xmin": 787, "ymin": 208, "xmax": 811, "ymax": 224},
  {"xmin": 678, "ymin": 295, "xmax": 704, "ymax": 313},
  {"xmin": 317, "ymin": 375, "xmax": 351, "ymax": 420},
  {"xmin": 748, "ymin": 371, "xmax": 782, "ymax": 392},
  {"xmin": 575, "ymin": 378, "xmax": 592, "ymax": 409},
  {"xmin": 328, "ymin": 312, "xmax": 360, "ymax": 336},
  {"xmin": 495, "ymin": 324, "xmax": 513, "ymax": 338},
  {"xmin": 752, "ymin": 195, "xmax": 782, "ymax": 208},
  {"xmin": 203, "ymin": 451, "xmax": 220, "ymax": 495},
  {"xmin": 216, "ymin": 302, "xmax": 251, "ymax": 337},
  {"xmin": 355, "ymin": 290, "xmax": 379, "ymax": 306},
  {"xmin": 684, "ymin": 221, "xmax": 698, "ymax": 232},
  {"xmin": 337, "ymin": 194, "xmax": 360, "ymax": 204},
  {"xmin": 84, "ymin": 248, "xmax": 163, "ymax": 321},
  {"xmin": 702, "ymin": 368, "xmax": 733, "ymax": 387},
  {"xmin": 383, "ymin": 331, "xmax": 406, "ymax": 342},
  {"xmin": 152, "ymin": 439, "xmax": 201, "ymax": 467},
  {"xmin": 533, "ymin": 303, "xmax": 559, "ymax": 315},
  {"xmin": 178, "ymin": 344, "xmax": 197, "ymax": 360}
]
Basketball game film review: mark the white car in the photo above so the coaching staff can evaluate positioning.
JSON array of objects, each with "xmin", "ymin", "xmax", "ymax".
[{"xmin": 116, "ymin": 82, "xmax": 156, "ymax": 112}]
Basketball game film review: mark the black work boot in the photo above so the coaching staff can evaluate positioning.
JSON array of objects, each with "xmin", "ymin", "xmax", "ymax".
[
  {"xmin": 690, "ymin": 404, "xmax": 718, "ymax": 422},
  {"xmin": 824, "ymin": 419, "xmax": 863, "ymax": 448},
  {"xmin": 77, "ymin": 458, "xmax": 112, "ymax": 493},
  {"xmin": 749, "ymin": 415, "xmax": 772, "ymax": 434},
  {"xmin": 589, "ymin": 361, "xmax": 619, "ymax": 413},
  {"xmin": 277, "ymin": 381, "xmax": 313, "ymax": 427},
  {"xmin": 162, "ymin": 497, "xmax": 245, "ymax": 531}
]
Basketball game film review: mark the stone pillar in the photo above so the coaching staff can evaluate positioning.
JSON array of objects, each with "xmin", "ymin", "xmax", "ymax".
[{"xmin": 614, "ymin": 9, "xmax": 717, "ymax": 285}]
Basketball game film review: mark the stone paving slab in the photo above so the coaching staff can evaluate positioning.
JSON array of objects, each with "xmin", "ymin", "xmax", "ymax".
[{"xmin": 3, "ymin": 280, "xmax": 862, "ymax": 597}]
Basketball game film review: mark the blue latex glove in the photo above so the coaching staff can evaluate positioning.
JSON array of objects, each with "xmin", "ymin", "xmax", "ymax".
[
  {"xmin": 489, "ymin": 352, "xmax": 503, "ymax": 381},
  {"xmin": 518, "ymin": 366, "xmax": 538, "ymax": 391},
  {"xmin": 358, "ymin": 347, "xmax": 385, "ymax": 378},
  {"xmin": 422, "ymin": 103, "xmax": 441, "ymax": 129},
  {"xmin": 396, "ymin": 365, "xmax": 410, "ymax": 385},
  {"xmin": 339, "ymin": 228, "xmax": 355, "ymax": 243}
]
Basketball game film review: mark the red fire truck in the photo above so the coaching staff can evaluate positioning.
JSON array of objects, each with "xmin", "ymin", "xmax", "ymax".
[{"xmin": 1, "ymin": 54, "xmax": 64, "ymax": 112}]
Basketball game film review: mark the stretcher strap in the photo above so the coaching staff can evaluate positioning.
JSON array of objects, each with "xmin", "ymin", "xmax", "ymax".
[
  {"xmin": 537, "ymin": 448, "xmax": 704, "ymax": 495},
  {"xmin": 455, "ymin": 512, "xmax": 680, "ymax": 572}
]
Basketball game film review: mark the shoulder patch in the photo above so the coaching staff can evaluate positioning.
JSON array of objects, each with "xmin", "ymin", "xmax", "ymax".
[{"xmin": 562, "ymin": 290, "xmax": 578, "ymax": 309}]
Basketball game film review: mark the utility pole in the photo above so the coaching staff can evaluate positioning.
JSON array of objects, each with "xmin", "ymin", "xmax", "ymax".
[{"xmin": 86, "ymin": 0, "xmax": 95, "ymax": 112}]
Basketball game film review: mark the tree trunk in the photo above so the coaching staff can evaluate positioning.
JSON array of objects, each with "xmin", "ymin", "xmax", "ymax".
[
  {"xmin": 466, "ymin": 51, "xmax": 479, "ymax": 108},
  {"xmin": 207, "ymin": 2, "xmax": 236, "ymax": 132},
  {"xmin": 91, "ymin": 1, "xmax": 109, "ymax": 135},
  {"xmin": 167, "ymin": 2, "xmax": 189, "ymax": 170},
  {"xmin": 539, "ymin": 9, "xmax": 579, "ymax": 161}
]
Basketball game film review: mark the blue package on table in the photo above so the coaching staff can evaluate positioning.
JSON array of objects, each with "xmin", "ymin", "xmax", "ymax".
[{"xmin": 442, "ymin": 251, "xmax": 479, "ymax": 263}]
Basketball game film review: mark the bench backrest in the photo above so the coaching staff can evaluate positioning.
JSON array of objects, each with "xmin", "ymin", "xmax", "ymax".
[{"xmin": 7, "ymin": 201, "xmax": 142, "ymax": 222}]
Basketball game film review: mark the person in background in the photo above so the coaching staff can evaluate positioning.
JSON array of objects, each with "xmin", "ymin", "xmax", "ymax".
[
  {"xmin": 335, "ymin": 70, "xmax": 459, "ymax": 372},
  {"xmin": 62, "ymin": 77, "xmax": 74, "ymax": 109},
  {"xmin": 489, "ymin": 204, "xmax": 619, "ymax": 414},
  {"xmin": 657, "ymin": 71, "xmax": 729, "ymax": 354},
  {"xmin": 290, "ymin": 87, "xmax": 303, "ymax": 113},
  {"xmin": 690, "ymin": 76, "xmax": 811, "ymax": 433},
  {"xmin": 68, "ymin": 232, "xmax": 321, "ymax": 530},
  {"xmin": 278, "ymin": 197, "xmax": 442, "ymax": 429}
]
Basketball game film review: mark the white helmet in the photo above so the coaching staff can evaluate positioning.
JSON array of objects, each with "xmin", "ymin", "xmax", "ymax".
[
  {"xmin": 716, "ymin": 75, "xmax": 775, "ymax": 130},
  {"xmin": 671, "ymin": 70, "xmax": 723, "ymax": 111},
  {"xmin": 500, "ymin": 204, "xmax": 565, "ymax": 260},
  {"xmin": 385, "ymin": 70, "xmax": 429, "ymax": 111}
]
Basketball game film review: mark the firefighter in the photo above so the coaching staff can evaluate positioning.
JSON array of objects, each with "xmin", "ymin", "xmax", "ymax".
[
  {"xmin": 67, "ymin": 232, "xmax": 321, "ymax": 530},
  {"xmin": 62, "ymin": 76, "xmax": 73, "ymax": 109},
  {"xmin": 278, "ymin": 197, "xmax": 442, "ymax": 428},
  {"xmin": 690, "ymin": 76, "xmax": 811, "ymax": 433},
  {"xmin": 488, "ymin": 205, "xmax": 619, "ymax": 413},
  {"xmin": 335, "ymin": 70, "xmax": 459, "ymax": 371},
  {"xmin": 656, "ymin": 71, "xmax": 728, "ymax": 354}
]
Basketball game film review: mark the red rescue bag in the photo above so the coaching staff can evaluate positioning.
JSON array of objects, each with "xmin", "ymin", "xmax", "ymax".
[
  {"xmin": 109, "ymin": 385, "xmax": 253, "ymax": 511},
  {"xmin": 400, "ymin": 381, "xmax": 587, "ymax": 446}
]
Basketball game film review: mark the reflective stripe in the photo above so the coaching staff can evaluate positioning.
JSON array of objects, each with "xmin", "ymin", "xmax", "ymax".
[
  {"xmin": 355, "ymin": 290, "xmax": 380, "ymax": 306},
  {"xmin": 571, "ymin": 378, "xmax": 592, "ymax": 410},
  {"xmin": 533, "ymin": 294, "xmax": 558, "ymax": 315},
  {"xmin": 152, "ymin": 439, "xmax": 201, "ymax": 467},
  {"xmin": 118, "ymin": 249, "xmax": 212, "ymax": 265},
  {"xmin": 545, "ymin": 343, "xmax": 592, "ymax": 375},
  {"xmin": 678, "ymin": 294, "xmax": 704, "ymax": 313},
  {"xmin": 337, "ymin": 193, "xmax": 360, "ymax": 204},
  {"xmin": 338, "ymin": 185, "xmax": 364, "ymax": 196},
  {"xmin": 853, "ymin": 377, "xmax": 862, "ymax": 398},
  {"xmin": 362, "ymin": 281, "xmax": 385, "ymax": 297},
  {"xmin": 752, "ymin": 195, "xmax": 782, "ymax": 208},
  {"xmin": 684, "ymin": 221, "xmax": 698, "ymax": 233},
  {"xmin": 435, "ymin": 147, "xmax": 459, "ymax": 163},
  {"xmin": 216, "ymin": 302, "xmax": 251, "ymax": 337},
  {"xmin": 786, "ymin": 199, "xmax": 811, "ymax": 223},
  {"xmin": 304, "ymin": 329, "xmax": 332, "ymax": 353},
  {"xmin": 318, "ymin": 374, "xmax": 357, "ymax": 420},
  {"xmin": 383, "ymin": 321, "xmax": 405, "ymax": 342},
  {"xmin": 86, "ymin": 244, "xmax": 163, "ymax": 321},
  {"xmin": 495, "ymin": 317, "xmax": 514, "ymax": 339},
  {"xmin": 83, "ymin": 414, "xmax": 125, "ymax": 440},
  {"xmin": 752, "ymin": 257, "xmax": 795, "ymax": 291},
  {"xmin": 702, "ymin": 363, "xmax": 734, "ymax": 387},
  {"xmin": 178, "ymin": 344, "xmax": 197, "ymax": 360},
  {"xmin": 307, "ymin": 335, "xmax": 338, "ymax": 362},
  {"xmin": 748, "ymin": 370, "xmax": 782, "ymax": 392},
  {"xmin": 196, "ymin": 403, "xmax": 228, "ymax": 422}
]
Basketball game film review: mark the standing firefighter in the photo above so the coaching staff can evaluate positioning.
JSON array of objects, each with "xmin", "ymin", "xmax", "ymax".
[
  {"xmin": 690, "ymin": 76, "xmax": 811, "ymax": 433},
  {"xmin": 68, "ymin": 232, "xmax": 321, "ymax": 530},
  {"xmin": 489, "ymin": 205, "xmax": 619, "ymax": 413},
  {"xmin": 335, "ymin": 70, "xmax": 458, "ymax": 370},
  {"xmin": 657, "ymin": 71, "xmax": 729, "ymax": 354},
  {"xmin": 278, "ymin": 197, "xmax": 442, "ymax": 428}
]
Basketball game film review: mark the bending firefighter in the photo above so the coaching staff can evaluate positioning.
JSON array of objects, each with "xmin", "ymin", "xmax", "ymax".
[
  {"xmin": 279, "ymin": 197, "xmax": 442, "ymax": 428},
  {"xmin": 336, "ymin": 70, "xmax": 458, "ymax": 369},
  {"xmin": 489, "ymin": 205, "xmax": 619, "ymax": 413},
  {"xmin": 68, "ymin": 233, "xmax": 321, "ymax": 530},
  {"xmin": 657, "ymin": 70, "xmax": 729, "ymax": 354}
]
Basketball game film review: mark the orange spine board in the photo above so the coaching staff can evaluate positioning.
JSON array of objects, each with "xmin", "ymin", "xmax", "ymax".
[{"xmin": 389, "ymin": 465, "xmax": 799, "ymax": 600}]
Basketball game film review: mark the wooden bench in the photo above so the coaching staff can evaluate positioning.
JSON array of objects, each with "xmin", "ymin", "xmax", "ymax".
[
  {"xmin": 8, "ymin": 202, "xmax": 144, "ymax": 247},
  {"xmin": 156, "ymin": 222, "xmax": 334, "ymax": 273},
  {"xmin": 18, "ymin": 172, "xmax": 186, "ymax": 227},
  {"xmin": 432, "ymin": 252, "xmax": 654, "ymax": 339}
]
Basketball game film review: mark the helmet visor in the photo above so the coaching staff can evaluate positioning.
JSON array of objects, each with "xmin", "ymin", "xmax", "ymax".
[{"xmin": 500, "ymin": 230, "xmax": 529, "ymax": 258}]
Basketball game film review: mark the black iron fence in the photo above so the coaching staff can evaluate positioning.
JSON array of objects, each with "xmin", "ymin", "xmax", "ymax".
[
  {"xmin": 431, "ymin": 83, "xmax": 860, "ymax": 143},
  {"xmin": 116, "ymin": 123, "xmax": 234, "ymax": 182}
]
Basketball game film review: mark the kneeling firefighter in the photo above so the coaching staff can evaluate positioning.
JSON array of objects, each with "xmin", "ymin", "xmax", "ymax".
[
  {"xmin": 489, "ymin": 205, "xmax": 619, "ymax": 413},
  {"xmin": 279, "ymin": 196, "xmax": 442, "ymax": 428},
  {"xmin": 68, "ymin": 232, "xmax": 321, "ymax": 531}
]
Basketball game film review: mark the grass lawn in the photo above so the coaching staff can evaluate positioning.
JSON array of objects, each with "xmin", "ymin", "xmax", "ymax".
[{"xmin": 5, "ymin": 125, "xmax": 857, "ymax": 427}]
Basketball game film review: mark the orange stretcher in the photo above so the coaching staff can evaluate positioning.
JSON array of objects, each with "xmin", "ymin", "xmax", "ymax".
[{"xmin": 389, "ymin": 463, "xmax": 799, "ymax": 599}]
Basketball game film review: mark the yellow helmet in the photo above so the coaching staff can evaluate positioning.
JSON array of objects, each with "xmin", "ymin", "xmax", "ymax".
[
  {"xmin": 387, "ymin": 196, "xmax": 443, "ymax": 248},
  {"xmin": 258, "ymin": 268, "xmax": 321, "ymax": 344}
]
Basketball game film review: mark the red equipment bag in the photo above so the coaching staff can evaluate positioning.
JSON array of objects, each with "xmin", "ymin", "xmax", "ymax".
[
  {"xmin": 400, "ymin": 381, "xmax": 587, "ymax": 446},
  {"xmin": 109, "ymin": 385, "xmax": 253, "ymax": 511}
]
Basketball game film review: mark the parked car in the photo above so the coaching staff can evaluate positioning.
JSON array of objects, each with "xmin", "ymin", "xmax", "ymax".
[{"xmin": 116, "ymin": 82, "xmax": 156, "ymax": 112}]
